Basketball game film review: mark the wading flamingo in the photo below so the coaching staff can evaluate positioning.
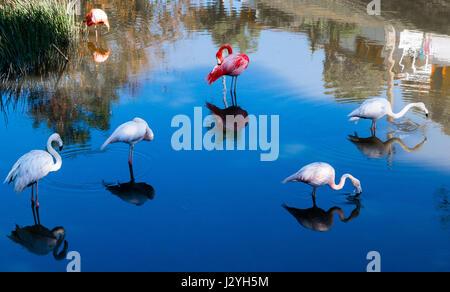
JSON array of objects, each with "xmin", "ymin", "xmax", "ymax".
[
  {"xmin": 4, "ymin": 134, "xmax": 64, "ymax": 211},
  {"xmin": 348, "ymin": 98, "xmax": 429, "ymax": 134},
  {"xmin": 86, "ymin": 8, "xmax": 110, "ymax": 41},
  {"xmin": 207, "ymin": 45, "xmax": 249, "ymax": 92},
  {"xmin": 101, "ymin": 118, "xmax": 154, "ymax": 173},
  {"xmin": 283, "ymin": 162, "xmax": 362, "ymax": 201}
]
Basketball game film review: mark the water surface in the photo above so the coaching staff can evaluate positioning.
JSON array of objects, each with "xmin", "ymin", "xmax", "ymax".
[{"xmin": 0, "ymin": 0, "xmax": 449, "ymax": 272}]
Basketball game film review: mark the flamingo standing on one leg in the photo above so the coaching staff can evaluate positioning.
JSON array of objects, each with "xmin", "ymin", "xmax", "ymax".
[
  {"xmin": 283, "ymin": 162, "xmax": 362, "ymax": 203},
  {"xmin": 101, "ymin": 118, "xmax": 154, "ymax": 177},
  {"xmin": 86, "ymin": 8, "xmax": 110, "ymax": 41},
  {"xmin": 4, "ymin": 134, "xmax": 64, "ymax": 221},
  {"xmin": 348, "ymin": 98, "xmax": 429, "ymax": 134},
  {"xmin": 207, "ymin": 45, "xmax": 249, "ymax": 92}
]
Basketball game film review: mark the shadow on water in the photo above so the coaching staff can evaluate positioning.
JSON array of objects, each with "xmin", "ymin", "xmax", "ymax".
[
  {"xmin": 8, "ymin": 205, "xmax": 69, "ymax": 261},
  {"xmin": 348, "ymin": 131, "xmax": 427, "ymax": 160},
  {"xmin": 283, "ymin": 198, "xmax": 361, "ymax": 232},
  {"xmin": 103, "ymin": 164, "xmax": 155, "ymax": 206}
]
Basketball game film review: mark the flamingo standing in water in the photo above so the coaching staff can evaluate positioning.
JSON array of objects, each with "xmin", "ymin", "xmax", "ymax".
[
  {"xmin": 86, "ymin": 8, "xmax": 110, "ymax": 41},
  {"xmin": 207, "ymin": 45, "xmax": 249, "ymax": 92},
  {"xmin": 4, "ymin": 134, "xmax": 64, "ymax": 214},
  {"xmin": 101, "ymin": 118, "xmax": 154, "ymax": 178},
  {"xmin": 283, "ymin": 162, "xmax": 362, "ymax": 202},
  {"xmin": 348, "ymin": 98, "xmax": 429, "ymax": 134}
]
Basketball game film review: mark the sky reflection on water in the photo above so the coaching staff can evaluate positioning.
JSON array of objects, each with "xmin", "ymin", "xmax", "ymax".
[{"xmin": 0, "ymin": 0, "xmax": 449, "ymax": 271}]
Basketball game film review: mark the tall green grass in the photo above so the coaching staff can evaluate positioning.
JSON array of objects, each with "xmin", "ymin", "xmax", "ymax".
[{"xmin": 0, "ymin": 0, "xmax": 79, "ymax": 77}]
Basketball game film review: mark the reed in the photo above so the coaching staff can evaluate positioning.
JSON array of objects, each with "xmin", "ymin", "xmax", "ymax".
[{"xmin": 0, "ymin": 0, "xmax": 79, "ymax": 77}]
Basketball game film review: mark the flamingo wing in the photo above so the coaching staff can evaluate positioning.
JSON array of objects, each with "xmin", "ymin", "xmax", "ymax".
[
  {"xmin": 4, "ymin": 150, "xmax": 54, "ymax": 192},
  {"xmin": 349, "ymin": 98, "xmax": 388, "ymax": 120},
  {"xmin": 101, "ymin": 121, "xmax": 147, "ymax": 150},
  {"xmin": 206, "ymin": 54, "xmax": 249, "ymax": 85},
  {"xmin": 284, "ymin": 162, "xmax": 333, "ymax": 187}
]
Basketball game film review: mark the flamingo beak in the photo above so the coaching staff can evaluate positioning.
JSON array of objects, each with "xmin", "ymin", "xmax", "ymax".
[
  {"xmin": 217, "ymin": 58, "xmax": 222, "ymax": 65},
  {"xmin": 425, "ymin": 113, "xmax": 429, "ymax": 118},
  {"xmin": 59, "ymin": 146, "xmax": 63, "ymax": 151}
]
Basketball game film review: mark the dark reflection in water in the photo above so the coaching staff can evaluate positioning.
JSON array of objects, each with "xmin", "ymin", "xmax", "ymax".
[
  {"xmin": 348, "ymin": 132, "xmax": 427, "ymax": 160},
  {"xmin": 283, "ymin": 199, "xmax": 361, "ymax": 232},
  {"xmin": 88, "ymin": 42, "xmax": 111, "ymax": 63},
  {"xmin": 434, "ymin": 186, "xmax": 450, "ymax": 230},
  {"xmin": 104, "ymin": 164, "xmax": 155, "ymax": 206},
  {"xmin": 8, "ymin": 206, "xmax": 68, "ymax": 260}
]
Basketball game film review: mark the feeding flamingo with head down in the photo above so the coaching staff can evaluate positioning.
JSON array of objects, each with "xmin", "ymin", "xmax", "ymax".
[
  {"xmin": 86, "ymin": 8, "xmax": 110, "ymax": 41},
  {"xmin": 101, "ymin": 118, "xmax": 154, "ymax": 178},
  {"xmin": 4, "ymin": 134, "xmax": 64, "ymax": 218},
  {"xmin": 348, "ymin": 98, "xmax": 429, "ymax": 134},
  {"xmin": 283, "ymin": 162, "xmax": 362, "ymax": 202},
  {"xmin": 207, "ymin": 45, "xmax": 249, "ymax": 92}
]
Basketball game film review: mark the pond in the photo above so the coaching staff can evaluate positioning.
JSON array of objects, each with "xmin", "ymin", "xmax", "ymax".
[{"xmin": 0, "ymin": 0, "xmax": 449, "ymax": 272}]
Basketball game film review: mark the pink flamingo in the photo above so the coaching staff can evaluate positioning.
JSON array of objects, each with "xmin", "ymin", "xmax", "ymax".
[
  {"xmin": 86, "ymin": 8, "xmax": 110, "ymax": 41},
  {"xmin": 283, "ymin": 162, "xmax": 362, "ymax": 202},
  {"xmin": 207, "ymin": 45, "xmax": 249, "ymax": 92}
]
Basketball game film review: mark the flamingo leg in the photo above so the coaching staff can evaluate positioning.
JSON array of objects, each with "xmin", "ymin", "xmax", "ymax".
[
  {"xmin": 129, "ymin": 160, "xmax": 135, "ymax": 183},
  {"xmin": 312, "ymin": 188, "xmax": 317, "ymax": 206},
  {"xmin": 31, "ymin": 184, "xmax": 37, "ymax": 225},
  {"xmin": 128, "ymin": 144, "xmax": 134, "ymax": 166},
  {"xmin": 230, "ymin": 77, "xmax": 235, "ymax": 93},
  {"xmin": 95, "ymin": 25, "xmax": 98, "ymax": 42},
  {"xmin": 234, "ymin": 76, "xmax": 238, "ymax": 93},
  {"xmin": 35, "ymin": 182, "xmax": 40, "ymax": 225},
  {"xmin": 370, "ymin": 121, "xmax": 376, "ymax": 136}
]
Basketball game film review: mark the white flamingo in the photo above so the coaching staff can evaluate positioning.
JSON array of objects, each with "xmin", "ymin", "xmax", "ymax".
[
  {"xmin": 4, "ymin": 134, "xmax": 64, "ymax": 210},
  {"xmin": 283, "ymin": 162, "xmax": 362, "ymax": 201},
  {"xmin": 348, "ymin": 98, "xmax": 429, "ymax": 133},
  {"xmin": 101, "ymin": 118, "xmax": 154, "ymax": 168}
]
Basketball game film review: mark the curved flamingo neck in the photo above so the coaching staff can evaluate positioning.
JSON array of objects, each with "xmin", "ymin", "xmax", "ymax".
[
  {"xmin": 329, "ymin": 207, "xmax": 345, "ymax": 221},
  {"xmin": 47, "ymin": 138, "xmax": 62, "ymax": 172},
  {"xmin": 329, "ymin": 174, "xmax": 353, "ymax": 191},
  {"xmin": 387, "ymin": 103, "xmax": 419, "ymax": 119},
  {"xmin": 217, "ymin": 45, "xmax": 233, "ymax": 62}
]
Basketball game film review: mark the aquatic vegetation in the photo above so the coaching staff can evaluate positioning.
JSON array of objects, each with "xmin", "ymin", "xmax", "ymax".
[{"xmin": 0, "ymin": 0, "xmax": 79, "ymax": 77}]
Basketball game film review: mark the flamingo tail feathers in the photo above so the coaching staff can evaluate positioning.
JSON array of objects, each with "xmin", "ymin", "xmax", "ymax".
[
  {"xmin": 282, "ymin": 173, "xmax": 299, "ymax": 184},
  {"xmin": 101, "ymin": 136, "xmax": 114, "ymax": 151},
  {"xmin": 4, "ymin": 162, "xmax": 19, "ymax": 185},
  {"xmin": 205, "ymin": 102, "xmax": 221, "ymax": 116}
]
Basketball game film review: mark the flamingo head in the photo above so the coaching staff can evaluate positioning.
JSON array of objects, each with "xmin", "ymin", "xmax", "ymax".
[
  {"xmin": 216, "ymin": 45, "xmax": 233, "ymax": 65},
  {"xmin": 86, "ymin": 12, "xmax": 93, "ymax": 26},
  {"xmin": 416, "ymin": 102, "xmax": 429, "ymax": 118},
  {"xmin": 351, "ymin": 178, "xmax": 363, "ymax": 195}
]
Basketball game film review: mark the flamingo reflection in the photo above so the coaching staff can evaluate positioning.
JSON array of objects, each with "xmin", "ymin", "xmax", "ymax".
[
  {"xmin": 206, "ymin": 90, "xmax": 249, "ymax": 133},
  {"xmin": 348, "ymin": 132, "xmax": 427, "ymax": 159},
  {"xmin": 283, "ymin": 199, "xmax": 361, "ymax": 232},
  {"xmin": 88, "ymin": 42, "xmax": 111, "ymax": 63},
  {"xmin": 8, "ymin": 207, "xmax": 68, "ymax": 260},
  {"xmin": 103, "ymin": 163, "xmax": 154, "ymax": 207}
]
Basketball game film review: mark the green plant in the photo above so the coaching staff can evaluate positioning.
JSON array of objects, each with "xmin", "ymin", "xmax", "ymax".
[{"xmin": 0, "ymin": 0, "xmax": 79, "ymax": 77}]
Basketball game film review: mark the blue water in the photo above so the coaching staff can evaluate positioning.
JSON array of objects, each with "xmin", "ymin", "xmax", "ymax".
[{"xmin": 0, "ymin": 0, "xmax": 449, "ymax": 272}]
